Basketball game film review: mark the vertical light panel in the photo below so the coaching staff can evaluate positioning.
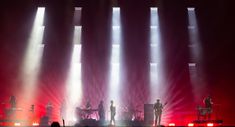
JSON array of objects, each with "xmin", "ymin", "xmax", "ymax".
[
  {"xmin": 19, "ymin": 7, "xmax": 45, "ymax": 116},
  {"xmin": 150, "ymin": 7, "xmax": 164, "ymax": 102},
  {"xmin": 187, "ymin": 8, "xmax": 205, "ymax": 102},
  {"xmin": 108, "ymin": 7, "xmax": 121, "ymax": 121},
  {"xmin": 64, "ymin": 7, "xmax": 82, "ymax": 125},
  {"xmin": 187, "ymin": 8, "xmax": 202, "ymax": 61}
]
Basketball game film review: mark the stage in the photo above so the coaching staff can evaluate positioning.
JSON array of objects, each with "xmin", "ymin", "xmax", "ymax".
[
  {"xmin": 1, "ymin": 0, "xmax": 235, "ymax": 126},
  {"xmin": 0, "ymin": 118, "xmax": 224, "ymax": 127}
]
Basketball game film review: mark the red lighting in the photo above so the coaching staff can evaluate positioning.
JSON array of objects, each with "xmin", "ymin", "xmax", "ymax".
[
  {"xmin": 207, "ymin": 123, "xmax": 214, "ymax": 127},
  {"xmin": 169, "ymin": 123, "xmax": 176, "ymax": 126},
  {"xmin": 188, "ymin": 123, "xmax": 194, "ymax": 126}
]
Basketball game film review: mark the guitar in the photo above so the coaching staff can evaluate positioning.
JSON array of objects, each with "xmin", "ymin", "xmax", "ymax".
[{"xmin": 154, "ymin": 102, "xmax": 167, "ymax": 114}]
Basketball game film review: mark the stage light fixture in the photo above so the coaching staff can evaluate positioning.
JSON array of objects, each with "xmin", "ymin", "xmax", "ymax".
[
  {"xmin": 32, "ymin": 122, "xmax": 39, "ymax": 126},
  {"xmin": 168, "ymin": 123, "xmax": 175, "ymax": 126},
  {"xmin": 14, "ymin": 123, "xmax": 21, "ymax": 126},
  {"xmin": 207, "ymin": 123, "xmax": 214, "ymax": 127},
  {"xmin": 188, "ymin": 123, "xmax": 194, "ymax": 126}
]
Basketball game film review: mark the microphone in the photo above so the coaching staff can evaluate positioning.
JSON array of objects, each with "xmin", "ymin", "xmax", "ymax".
[{"xmin": 62, "ymin": 118, "xmax": 65, "ymax": 127}]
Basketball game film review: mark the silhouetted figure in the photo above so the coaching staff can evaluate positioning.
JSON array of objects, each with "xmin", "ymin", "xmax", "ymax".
[
  {"xmin": 85, "ymin": 100, "xmax": 92, "ymax": 119},
  {"xmin": 86, "ymin": 101, "xmax": 92, "ymax": 110},
  {"xmin": 203, "ymin": 95, "xmax": 213, "ymax": 120},
  {"xmin": 9, "ymin": 95, "xmax": 16, "ymax": 109},
  {"xmin": 110, "ymin": 100, "xmax": 116, "ymax": 125},
  {"xmin": 46, "ymin": 101, "xmax": 53, "ymax": 123},
  {"xmin": 30, "ymin": 104, "xmax": 35, "ymax": 113},
  {"xmin": 153, "ymin": 99, "xmax": 163, "ymax": 126},
  {"xmin": 98, "ymin": 100, "xmax": 105, "ymax": 121},
  {"xmin": 7, "ymin": 95, "xmax": 17, "ymax": 117},
  {"xmin": 51, "ymin": 121, "xmax": 60, "ymax": 127}
]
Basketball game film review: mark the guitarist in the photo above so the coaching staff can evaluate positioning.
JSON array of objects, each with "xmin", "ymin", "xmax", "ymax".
[
  {"xmin": 203, "ymin": 95, "xmax": 213, "ymax": 120},
  {"xmin": 153, "ymin": 99, "xmax": 167, "ymax": 126},
  {"xmin": 110, "ymin": 100, "xmax": 116, "ymax": 125}
]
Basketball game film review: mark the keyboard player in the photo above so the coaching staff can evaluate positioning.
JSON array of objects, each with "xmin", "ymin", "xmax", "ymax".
[{"xmin": 85, "ymin": 101, "xmax": 92, "ymax": 119}]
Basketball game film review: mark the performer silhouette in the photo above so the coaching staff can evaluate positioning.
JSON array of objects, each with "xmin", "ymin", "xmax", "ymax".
[
  {"xmin": 9, "ymin": 95, "xmax": 16, "ymax": 109},
  {"xmin": 7, "ymin": 95, "xmax": 16, "ymax": 117},
  {"xmin": 46, "ymin": 101, "xmax": 53, "ymax": 123},
  {"xmin": 86, "ymin": 101, "xmax": 92, "ymax": 110},
  {"xmin": 203, "ymin": 95, "xmax": 213, "ymax": 120},
  {"xmin": 30, "ymin": 104, "xmax": 35, "ymax": 113},
  {"xmin": 153, "ymin": 99, "xmax": 164, "ymax": 126},
  {"xmin": 98, "ymin": 100, "xmax": 105, "ymax": 121},
  {"xmin": 110, "ymin": 100, "xmax": 116, "ymax": 125},
  {"xmin": 85, "ymin": 100, "xmax": 92, "ymax": 119}
]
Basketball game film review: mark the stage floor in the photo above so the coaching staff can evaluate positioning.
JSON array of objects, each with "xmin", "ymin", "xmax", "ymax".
[{"xmin": 0, "ymin": 119, "xmax": 225, "ymax": 127}]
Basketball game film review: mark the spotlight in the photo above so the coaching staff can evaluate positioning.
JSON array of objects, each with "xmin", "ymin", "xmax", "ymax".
[
  {"xmin": 109, "ymin": 7, "xmax": 121, "ymax": 112},
  {"xmin": 188, "ymin": 123, "xmax": 194, "ymax": 126},
  {"xmin": 207, "ymin": 123, "xmax": 214, "ymax": 127},
  {"xmin": 32, "ymin": 122, "xmax": 39, "ymax": 126},
  {"xmin": 14, "ymin": 122, "xmax": 21, "ymax": 126},
  {"xmin": 168, "ymin": 123, "xmax": 175, "ymax": 126}
]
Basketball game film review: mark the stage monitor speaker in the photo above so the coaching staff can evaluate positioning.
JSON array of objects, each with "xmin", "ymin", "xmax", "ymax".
[{"xmin": 144, "ymin": 104, "xmax": 154, "ymax": 125}]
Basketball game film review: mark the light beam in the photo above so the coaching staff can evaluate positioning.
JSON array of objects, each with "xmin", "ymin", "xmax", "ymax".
[
  {"xmin": 64, "ymin": 24, "xmax": 83, "ymax": 125},
  {"xmin": 108, "ymin": 7, "xmax": 122, "ymax": 120},
  {"xmin": 18, "ymin": 7, "xmax": 45, "ymax": 118}
]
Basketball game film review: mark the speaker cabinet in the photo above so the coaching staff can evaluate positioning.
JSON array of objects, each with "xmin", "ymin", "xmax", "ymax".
[{"xmin": 144, "ymin": 104, "xmax": 154, "ymax": 125}]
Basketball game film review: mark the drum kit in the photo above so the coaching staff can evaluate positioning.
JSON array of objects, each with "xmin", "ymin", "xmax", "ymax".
[
  {"xmin": 120, "ymin": 105, "xmax": 143, "ymax": 121},
  {"xmin": 75, "ymin": 105, "xmax": 143, "ymax": 121}
]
